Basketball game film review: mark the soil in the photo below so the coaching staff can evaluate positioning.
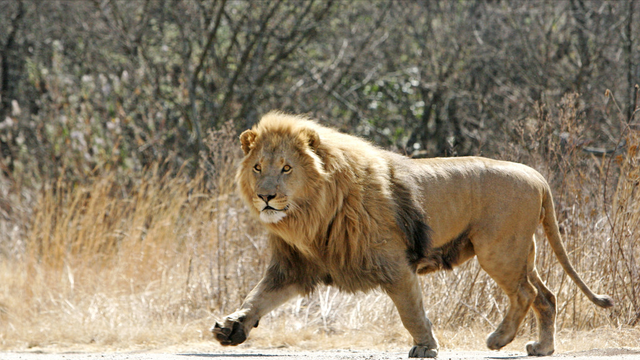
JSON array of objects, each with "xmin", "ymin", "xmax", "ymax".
[{"xmin": 2, "ymin": 348, "xmax": 640, "ymax": 360}]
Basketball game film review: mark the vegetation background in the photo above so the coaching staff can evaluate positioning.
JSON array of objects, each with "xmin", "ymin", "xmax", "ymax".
[{"xmin": 0, "ymin": 0, "xmax": 639, "ymax": 353}]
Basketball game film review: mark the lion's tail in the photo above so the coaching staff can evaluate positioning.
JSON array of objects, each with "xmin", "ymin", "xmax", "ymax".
[{"xmin": 541, "ymin": 187, "xmax": 614, "ymax": 308}]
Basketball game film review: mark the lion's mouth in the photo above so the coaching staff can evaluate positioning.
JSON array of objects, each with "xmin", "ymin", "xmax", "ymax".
[
  {"xmin": 259, "ymin": 204, "xmax": 289, "ymax": 223},
  {"xmin": 262, "ymin": 204, "xmax": 290, "ymax": 212}
]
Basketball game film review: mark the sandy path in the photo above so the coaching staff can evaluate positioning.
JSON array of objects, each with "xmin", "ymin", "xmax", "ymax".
[{"xmin": 1, "ymin": 348, "xmax": 640, "ymax": 360}]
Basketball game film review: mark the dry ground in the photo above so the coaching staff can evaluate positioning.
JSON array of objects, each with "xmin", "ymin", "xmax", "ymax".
[
  {"xmin": 1, "ymin": 327, "xmax": 639, "ymax": 360},
  {"xmin": 2, "ymin": 348, "xmax": 640, "ymax": 360}
]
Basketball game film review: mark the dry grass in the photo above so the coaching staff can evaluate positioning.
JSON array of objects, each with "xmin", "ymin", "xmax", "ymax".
[{"xmin": 0, "ymin": 102, "xmax": 639, "ymax": 352}]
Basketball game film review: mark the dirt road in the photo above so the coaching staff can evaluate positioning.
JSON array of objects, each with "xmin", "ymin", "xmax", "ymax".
[{"xmin": 2, "ymin": 348, "xmax": 639, "ymax": 360}]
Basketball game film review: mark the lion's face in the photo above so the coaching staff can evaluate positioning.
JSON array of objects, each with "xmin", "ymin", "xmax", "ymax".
[
  {"xmin": 247, "ymin": 147, "xmax": 300, "ymax": 223},
  {"xmin": 237, "ymin": 120, "xmax": 325, "ymax": 224}
]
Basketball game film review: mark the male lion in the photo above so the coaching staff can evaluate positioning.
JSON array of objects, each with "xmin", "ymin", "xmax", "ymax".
[{"xmin": 212, "ymin": 112, "xmax": 613, "ymax": 357}]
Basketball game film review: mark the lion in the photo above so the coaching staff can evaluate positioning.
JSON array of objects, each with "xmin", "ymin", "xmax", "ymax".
[{"xmin": 211, "ymin": 112, "xmax": 613, "ymax": 357}]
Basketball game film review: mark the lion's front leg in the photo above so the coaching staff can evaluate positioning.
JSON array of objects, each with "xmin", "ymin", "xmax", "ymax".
[
  {"xmin": 384, "ymin": 269, "xmax": 439, "ymax": 358},
  {"xmin": 211, "ymin": 268, "xmax": 302, "ymax": 346}
]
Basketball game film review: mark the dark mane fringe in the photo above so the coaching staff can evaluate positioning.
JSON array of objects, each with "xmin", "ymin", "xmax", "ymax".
[
  {"xmin": 264, "ymin": 234, "xmax": 322, "ymax": 294},
  {"xmin": 389, "ymin": 166, "xmax": 432, "ymax": 269}
]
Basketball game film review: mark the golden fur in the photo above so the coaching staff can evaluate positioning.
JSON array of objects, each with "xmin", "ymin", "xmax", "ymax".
[{"xmin": 212, "ymin": 112, "xmax": 613, "ymax": 358}]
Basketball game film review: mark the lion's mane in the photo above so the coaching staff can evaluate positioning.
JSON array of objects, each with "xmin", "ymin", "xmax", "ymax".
[{"xmin": 236, "ymin": 112, "xmax": 431, "ymax": 293}]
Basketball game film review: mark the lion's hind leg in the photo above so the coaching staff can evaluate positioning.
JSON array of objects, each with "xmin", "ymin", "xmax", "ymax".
[
  {"xmin": 526, "ymin": 269, "xmax": 557, "ymax": 356},
  {"xmin": 475, "ymin": 235, "xmax": 537, "ymax": 351},
  {"xmin": 485, "ymin": 277, "xmax": 536, "ymax": 351}
]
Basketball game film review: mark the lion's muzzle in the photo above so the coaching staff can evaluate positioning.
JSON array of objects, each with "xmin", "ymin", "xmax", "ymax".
[
  {"xmin": 258, "ymin": 193, "xmax": 276, "ymax": 203},
  {"xmin": 255, "ymin": 194, "xmax": 290, "ymax": 223}
]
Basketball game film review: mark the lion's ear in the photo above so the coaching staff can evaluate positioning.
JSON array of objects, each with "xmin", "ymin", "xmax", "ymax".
[
  {"xmin": 301, "ymin": 128, "xmax": 320, "ymax": 150},
  {"xmin": 239, "ymin": 129, "xmax": 257, "ymax": 155}
]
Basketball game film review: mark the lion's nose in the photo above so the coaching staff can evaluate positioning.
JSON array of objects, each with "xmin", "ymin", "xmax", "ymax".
[{"xmin": 258, "ymin": 194, "xmax": 276, "ymax": 203}]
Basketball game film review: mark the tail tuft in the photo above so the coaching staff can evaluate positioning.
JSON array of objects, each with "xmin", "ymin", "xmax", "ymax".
[{"xmin": 593, "ymin": 295, "xmax": 614, "ymax": 308}]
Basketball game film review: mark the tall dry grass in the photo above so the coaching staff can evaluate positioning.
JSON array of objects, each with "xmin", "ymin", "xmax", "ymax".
[{"xmin": 0, "ymin": 99, "xmax": 639, "ymax": 352}]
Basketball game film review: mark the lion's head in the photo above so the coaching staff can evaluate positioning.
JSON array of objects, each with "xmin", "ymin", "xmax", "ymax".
[{"xmin": 236, "ymin": 112, "xmax": 328, "ymax": 225}]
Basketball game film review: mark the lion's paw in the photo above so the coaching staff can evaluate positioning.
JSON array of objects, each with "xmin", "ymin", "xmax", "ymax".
[
  {"xmin": 409, "ymin": 345, "xmax": 438, "ymax": 358},
  {"xmin": 211, "ymin": 313, "xmax": 249, "ymax": 346},
  {"xmin": 526, "ymin": 341, "xmax": 554, "ymax": 356},
  {"xmin": 486, "ymin": 330, "xmax": 514, "ymax": 350}
]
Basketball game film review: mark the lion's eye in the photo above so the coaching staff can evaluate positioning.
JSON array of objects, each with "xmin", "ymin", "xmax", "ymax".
[
  {"xmin": 282, "ymin": 165, "xmax": 292, "ymax": 173},
  {"xmin": 253, "ymin": 164, "xmax": 261, "ymax": 173}
]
